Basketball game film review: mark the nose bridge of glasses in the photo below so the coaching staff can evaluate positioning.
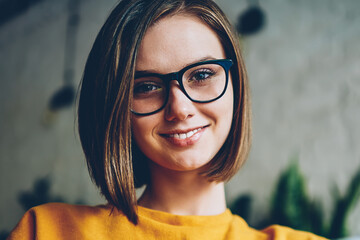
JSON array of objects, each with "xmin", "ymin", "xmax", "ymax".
[
  {"xmin": 163, "ymin": 71, "xmax": 192, "ymax": 104},
  {"xmin": 163, "ymin": 72, "xmax": 180, "ymax": 83}
]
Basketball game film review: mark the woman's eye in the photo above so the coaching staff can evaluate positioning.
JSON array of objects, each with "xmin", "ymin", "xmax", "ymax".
[
  {"xmin": 189, "ymin": 69, "xmax": 215, "ymax": 82},
  {"xmin": 134, "ymin": 83, "xmax": 163, "ymax": 95}
]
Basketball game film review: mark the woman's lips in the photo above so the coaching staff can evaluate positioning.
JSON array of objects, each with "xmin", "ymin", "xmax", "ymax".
[{"xmin": 160, "ymin": 125, "xmax": 208, "ymax": 147}]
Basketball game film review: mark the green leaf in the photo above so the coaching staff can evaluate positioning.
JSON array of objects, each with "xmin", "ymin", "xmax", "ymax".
[{"xmin": 329, "ymin": 167, "xmax": 360, "ymax": 238}]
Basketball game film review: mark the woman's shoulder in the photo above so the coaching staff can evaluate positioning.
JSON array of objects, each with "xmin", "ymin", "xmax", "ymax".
[
  {"xmin": 21, "ymin": 202, "xmax": 112, "ymax": 222},
  {"xmin": 29, "ymin": 202, "xmax": 109, "ymax": 215},
  {"xmin": 8, "ymin": 203, "xmax": 126, "ymax": 240},
  {"xmin": 261, "ymin": 224, "xmax": 328, "ymax": 240},
  {"xmin": 230, "ymin": 214, "xmax": 327, "ymax": 240}
]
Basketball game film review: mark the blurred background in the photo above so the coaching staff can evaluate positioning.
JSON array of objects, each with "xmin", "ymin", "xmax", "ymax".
[{"xmin": 0, "ymin": 0, "xmax": 359, "ymax": 238}]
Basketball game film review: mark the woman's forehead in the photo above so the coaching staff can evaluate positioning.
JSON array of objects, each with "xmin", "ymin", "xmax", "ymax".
[{"xmin": 135, "ymin": 14, "xmax": 226, "ymax": 74}]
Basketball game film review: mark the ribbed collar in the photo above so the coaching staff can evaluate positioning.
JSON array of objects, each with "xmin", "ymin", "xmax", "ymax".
[{"xmin": 137, "ymin": 206, "xmax": 234, "ymax": 227}]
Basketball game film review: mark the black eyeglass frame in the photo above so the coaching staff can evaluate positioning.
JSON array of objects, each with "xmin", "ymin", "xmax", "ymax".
[{"xmin": 131, "ymin": 59, "xmax": 233, "ymax": 116}]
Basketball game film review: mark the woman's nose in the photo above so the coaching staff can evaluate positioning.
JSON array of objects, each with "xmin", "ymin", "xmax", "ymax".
[{"xmin": 164, "ymin": 83, "xmax": 195, "ymax": 122}]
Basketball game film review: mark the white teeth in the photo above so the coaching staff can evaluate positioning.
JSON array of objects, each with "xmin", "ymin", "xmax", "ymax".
[
  {"xmin": 169, "ymin": 128, "xmax": 202, "ymax": 139},
  {"xmin": 179, "ymin": 133, "xmax": 187, "ymax": 139},
  {"xmin": 186, "ymin": 131, "xmax": 194, "ymax": 138}
]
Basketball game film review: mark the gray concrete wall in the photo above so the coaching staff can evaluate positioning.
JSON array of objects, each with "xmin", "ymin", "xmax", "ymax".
[{"xmin": 0, "ymin": 0, "xmax": 359, "ymax": 235}]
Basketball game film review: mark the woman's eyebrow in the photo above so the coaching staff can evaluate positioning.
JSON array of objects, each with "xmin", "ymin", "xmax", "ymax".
[
  {"xmin": 134, "ymin": 70, "xmax": 155, "ymax": 78},
  {"xmin": 184, "ymin": 56, "xmax": 216, "ymax": 67},
  {"xmin": 134, "ymin": 56, "xmax": 217, "ymax": 77}
]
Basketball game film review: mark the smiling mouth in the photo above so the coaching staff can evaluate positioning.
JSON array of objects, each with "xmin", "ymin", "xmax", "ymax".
[
  {"xmin": 168, "ymin": 127, "xmax": 203, "ymax": 139},
  {"xmin": 160, "ymin": 125, "xmax": 208, "ymax": 140}
]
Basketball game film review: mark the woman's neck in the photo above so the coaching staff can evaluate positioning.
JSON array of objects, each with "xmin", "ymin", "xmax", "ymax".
[{"xmin": 137, "ymin": 164, "xmax": 226, "ymax": 216}]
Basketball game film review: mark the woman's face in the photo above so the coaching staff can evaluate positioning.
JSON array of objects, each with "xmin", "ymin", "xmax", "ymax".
[{"xmin": 131, "ymin": 14, "xmax": 234, "ymax": 172}]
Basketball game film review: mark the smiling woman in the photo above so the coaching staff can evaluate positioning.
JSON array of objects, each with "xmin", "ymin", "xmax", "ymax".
[
  {"xmin": 8, "ymin": 0, "xmax": 327, "ymax": 239},
  {"xmin": 77, "ymin": 0, "xmax": 250, "ymax": 223}
]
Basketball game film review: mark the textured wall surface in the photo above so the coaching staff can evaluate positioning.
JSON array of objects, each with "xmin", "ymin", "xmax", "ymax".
[{"xmin": 0, "ymin": 0, "xmax": 359, "ymax": 235}]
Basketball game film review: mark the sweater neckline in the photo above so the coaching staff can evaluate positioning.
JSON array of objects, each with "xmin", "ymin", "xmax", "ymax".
[{"xmin": 137, "ymin": 206, "xmax": 233, "ymax": 227}]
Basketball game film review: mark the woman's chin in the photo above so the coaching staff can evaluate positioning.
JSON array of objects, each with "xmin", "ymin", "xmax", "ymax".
[{"xmin": 149, "ymin": 158, "xmax": 211, "ymax": 173}]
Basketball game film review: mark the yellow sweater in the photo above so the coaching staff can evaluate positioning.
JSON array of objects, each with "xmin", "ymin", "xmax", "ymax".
[{"xmin": 8, "ymin": 203, "xmax": 327, "ymax": 240}]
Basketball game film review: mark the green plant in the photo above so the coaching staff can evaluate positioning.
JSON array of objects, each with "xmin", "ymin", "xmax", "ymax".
[
  {"xmin": 230, "ymin": 160, "xmax": 360, "ymax": 239},
  {"xmin": 267, "ymin": 161, "xmax": 325, "ymax": 235},
  {"xmin": 329, "ymin": 166, "xmax": 360, "ymax": 237}
]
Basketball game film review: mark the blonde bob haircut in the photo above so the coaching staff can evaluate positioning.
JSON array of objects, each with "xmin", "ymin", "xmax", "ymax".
[{"xmin": 78, "ymin": 0, "xmax": 251, "ymax": 224}]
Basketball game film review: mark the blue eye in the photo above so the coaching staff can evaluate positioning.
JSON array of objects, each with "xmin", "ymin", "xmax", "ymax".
[
  {"xmin": 134, "ymin": 84, "xmax": 161, "ymax": 94},
  {"xmin": 189, "ymin": 69, "xmax": 215, "ymax": 82},
  {"xmin": 133, "ymin": 78, "xmax": 165, "ymax": 99},
  {"xmin": 134, "ymin": 83, "xmax": 161, "ymax": 94}
]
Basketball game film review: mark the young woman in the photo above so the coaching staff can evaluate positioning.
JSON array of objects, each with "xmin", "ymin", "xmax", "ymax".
[{"xmin": 9, "ymin": 0, "xmax": 327, "ymax": 239}]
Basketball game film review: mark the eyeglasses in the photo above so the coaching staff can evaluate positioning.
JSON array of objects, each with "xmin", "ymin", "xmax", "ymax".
[{"xmin": 131, "ymin": 59, "xmax": 233, "ymax": 116}]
